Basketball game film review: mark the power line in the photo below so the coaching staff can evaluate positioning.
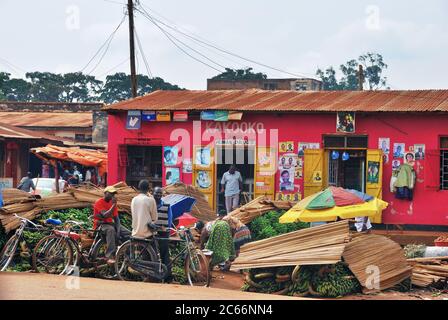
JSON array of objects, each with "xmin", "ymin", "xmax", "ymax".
[
  {"xmin": 137, "ymin": 2, "xmax": 314, "ymax": 78},
  {"xmin": 136, "ymin": 8, "xmax": 224, "ymax": 73},
  {"xmin": 135, "ymin": 29, "xmax": 153, "ymax": 78},
  {"xmin": 97, "ymin": 57, "xmax": 130, "ymax": 77},
  {"xmin": 80, "ymin": 14, "xmax": 126, "ymax": 73}
]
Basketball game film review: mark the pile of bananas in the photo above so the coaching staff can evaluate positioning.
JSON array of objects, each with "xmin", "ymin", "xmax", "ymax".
[{"xmin": 242, "ymin": 263, "xmax": 361, "ymax": 298}]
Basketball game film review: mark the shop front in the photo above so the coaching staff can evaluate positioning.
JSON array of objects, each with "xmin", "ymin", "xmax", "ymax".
[{"xmin": 104, "ymin": 89, "xmax": 448, "ymax": 227}]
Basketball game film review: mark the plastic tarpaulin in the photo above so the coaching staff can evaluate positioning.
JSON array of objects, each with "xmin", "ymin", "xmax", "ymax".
[
  {"xmin": 30, "ymin": 145, "xmax": 108, "ymax": 175},
  {"xmin": 161, "ymin": 194, "xmax": 196, "ymax": 227}
]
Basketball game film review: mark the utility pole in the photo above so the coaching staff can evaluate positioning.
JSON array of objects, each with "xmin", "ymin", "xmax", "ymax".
[
  {"xmin": 128, "ymin": 0, "xmax": 138, "ymax": 98},
  {"xmin": 358, "ymin": 65, "xmax": 364, "ymax": 91}
]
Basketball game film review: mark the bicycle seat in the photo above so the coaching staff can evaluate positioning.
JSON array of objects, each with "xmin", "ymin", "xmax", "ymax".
[
  {"xmin": 130, "ymin": 236, "xmax": 153, "ymax": 242},
  {"xmin": 147, "ymin": 223, "xmax": 162, "ymax": 231},
  {"xmin": 45, "ymin": 218, "xmax": 62, "ymax": 226},
  {"xmin": 54, "ymin": 230, "xmax": 81, "ymax": 241}
]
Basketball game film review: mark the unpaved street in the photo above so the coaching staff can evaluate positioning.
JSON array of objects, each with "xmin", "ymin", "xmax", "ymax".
[{"xmin": 0, "ymin": 272, "xmax": 300, "ymax": 300}]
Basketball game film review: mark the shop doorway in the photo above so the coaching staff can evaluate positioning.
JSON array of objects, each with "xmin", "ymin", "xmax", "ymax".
[
  {"xmin": 215, "ymin": 146, "xmax": 255, "ymax": 213},
  {"xmin": 126, "ymin": 146, "xmax": 162, "ymax": 189},
  {"xmin": 328, "ymin": 149, "xmax": 366, "ymax": 192}
]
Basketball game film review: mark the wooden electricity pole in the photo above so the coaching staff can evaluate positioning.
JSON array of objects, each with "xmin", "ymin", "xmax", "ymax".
[
  {"xmin": 128, "ymin": 0, "xmax": 138, "ymax": 98},
  {"xmin": 358, "ymin": 65, "xmax": 365, "ymax": 91}
]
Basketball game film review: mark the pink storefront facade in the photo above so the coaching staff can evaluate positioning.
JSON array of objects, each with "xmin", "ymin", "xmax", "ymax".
[{"xmin": 107, "ymin": 110, "xmax": 448, "ymax": 227}]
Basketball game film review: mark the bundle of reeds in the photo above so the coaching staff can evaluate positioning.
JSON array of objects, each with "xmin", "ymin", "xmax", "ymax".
[
  {"xmin": 342, "ymin": 234, "xmax": 413, "ymax": 293},
  {"xmin": 36, "ymin": 193, "xmax": 91, "ymax": 211},
  {"xmin": 228, "ymin": 196, "xmax": 294, "ymax": 225},
  {"xmin": 163, "ymin": 182, "xmax": 215, "ymax": 222},
  {"xmin": 230, "ymin": 220, "xmax": 351, "ymax": 270},
  {"xmin": 1, "ymin": 208, "xmax": 43, "ymax": 232},
  {"xmin": 407, "ymin": 256, "xmax": 448, "ymax": 287},
  {"xmin": 1, "ymin": 188, "xmax": 38, "ymax": 205}
]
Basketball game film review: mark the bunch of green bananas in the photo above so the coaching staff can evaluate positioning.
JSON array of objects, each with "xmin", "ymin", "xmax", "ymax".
[{"xmin": 310, "ymin": 263, "xmax": 361, "ymax": 298}]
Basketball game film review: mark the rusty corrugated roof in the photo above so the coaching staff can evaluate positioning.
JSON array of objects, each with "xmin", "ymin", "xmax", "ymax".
[
  {"xmin": 0, "ymin": 112, "xmax": 92, "ymax": 127},
  {"xmin": 0, "ymin": 122, "xmax": 63, "ymax": 142},
  {"xmin": 103, "ymin": 89, "xmax": 448, "ymax": 112}
]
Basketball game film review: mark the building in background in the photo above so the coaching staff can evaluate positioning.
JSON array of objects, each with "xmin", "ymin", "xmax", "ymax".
[
  {"xmin": 207, "ymin": 78, "xmax": 323, "ymax": 91},
  {"xmin": 0, "ymin": 101, "xmax": 107, "ymax": 145},
  {"xmin": 103, "ymin": 89, "xmax": 448, "ymax": 233}
]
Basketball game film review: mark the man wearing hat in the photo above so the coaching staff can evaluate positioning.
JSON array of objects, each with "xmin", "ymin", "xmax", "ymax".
[{"xmin": 93, "ymin": 186, "xmax": 130, "ymax": 264}]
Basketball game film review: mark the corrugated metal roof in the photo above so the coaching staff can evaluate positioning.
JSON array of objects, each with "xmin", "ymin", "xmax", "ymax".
[
  {"xmin": 0, "ymin": 122, "xmax": 63, "ymax": 142},
  {"xmin": 0, "ymin": 112, "xmax": 92, "ymax": 128},
  {"xmin": 103, "ymin": 89, "xmax": 448, "ymax": 112}
]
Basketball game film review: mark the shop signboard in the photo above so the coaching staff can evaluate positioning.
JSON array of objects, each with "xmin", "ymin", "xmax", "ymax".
[{"xmin": 126, "ymin": 111, "xmax": 141, "ymax": 130}]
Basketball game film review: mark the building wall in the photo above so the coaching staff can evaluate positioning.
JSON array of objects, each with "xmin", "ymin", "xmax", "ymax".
[
  {"xmin": 207, "ymin": 78, "xmax": 322, "ymax": 91},
  {"xmin": 107, "ymin": 112, "xmax": 448, "ymax": 226}
]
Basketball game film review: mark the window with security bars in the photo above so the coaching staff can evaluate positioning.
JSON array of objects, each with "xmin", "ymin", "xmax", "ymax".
[{"xmin": 441, "ymin": 137, "xmax": 448, "ymax": 190}]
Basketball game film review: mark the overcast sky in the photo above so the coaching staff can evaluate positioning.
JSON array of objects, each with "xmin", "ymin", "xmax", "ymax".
[{"xmin": 0, "ymin": 0, "xmax": 447, "ymax": 90}]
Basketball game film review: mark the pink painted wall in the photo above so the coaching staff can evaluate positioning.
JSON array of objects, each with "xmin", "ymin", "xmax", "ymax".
[{"xmin": 108, "ymin": 112, "xmax": 448, "ymax": 226}]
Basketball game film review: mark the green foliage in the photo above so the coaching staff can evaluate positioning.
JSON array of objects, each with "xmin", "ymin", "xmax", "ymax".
[
  {"xmin": 211, "ymin": 67, "xmax": 267, "ymax": 81},
  {"xmin": 316, "ymin": 52, "xmax": 389, "ymax": 90},
  {"xmin": 249, "ymin": 210, "xmax": 309, "ymax": 240},
  {"xmin": 0, "ymin": 71, "xmax": 182, "ymax": 103},
  {"xmin": 39, "ymin": 208, "xmax": 93, "ymax": 229},
  {"xmin": 119, "ymin": 213, "xmax": 132, "ymax": 230}
]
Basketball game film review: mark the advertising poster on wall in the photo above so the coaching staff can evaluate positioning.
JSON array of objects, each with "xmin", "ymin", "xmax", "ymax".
[
  {"xmin": 393, "ymin": 143, "xmax": 405, "ymax": 159},
  {"xmin": 126, "ymin": 110, "xmax": 141, "ymax": 130},
  {"xmin": 279, "ymin": 153, "xmax": 298, "ymax": 169},
  {"xmin": 379, "ymin": 138, "xmax": 390, "ymax": 155},
  {"xmin": 392, "ymin": 159, "xmax": 401, "ymax": 171},
  {"xmin": 336, "ymin": 112, "xmax": 355, "ymax": 133},
  {"xmin": 163, "ymin": 146, "xmax": 178, "ymax": 166},
  {"xmin": 195, "ymin": 147, "xmax": 211, "ymax": 168},
  {"xmin": 182, "ymin": 158, "xmax": 192, "ymax": 173},
  {"xmin": 414, "ymin": 144, "xmax": 425, "ymax": 160},
  {"xmin": 404, "ymin": 152, "xmax": 416, "ymax": 166},
  {"xmin": 367, "ymin": 161, "xmax": 380, "ymax": 183},
  {"xmin": 279, "ymin": 168, "xmax": 295, "ymax": 191},
  {"xmin": 196, "ymin": 170, "xmax": 212, "ymax": 192},
  {"xmin": 165, "ymin": 167, "xmax": 180, "ymax": 185},
  {"xmin": 312, "ymin": 171, "xmax": 323, "ymax": 183}
]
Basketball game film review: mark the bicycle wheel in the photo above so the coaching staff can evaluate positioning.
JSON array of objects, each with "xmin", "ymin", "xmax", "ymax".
[
  {"xmin": 0, "ymin": 235, "xmax": 20, "ymax": 271},
  {"xmin": 115, "ymin": 240, "xmax": 158, "ymax": 282},
  {"xmin": 90, "ymin": 238, "xmax": 116, "ymax": 280},
  {"xmin": 32, "ymin": 235, "xmax": 73, "ymax": 275},
  {"xmin": 185, "ymin": 248, "xmax": 211, "ymax": 287}
]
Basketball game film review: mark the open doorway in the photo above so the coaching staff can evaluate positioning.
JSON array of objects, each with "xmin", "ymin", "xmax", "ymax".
[
  {"xmin": 126, "ymin": 146, "xmax": 162, "ymax": 189},
  {"xmin": 328, "ymin": 149, "xmax": 366, "ymax": 192},
  {"xmin": 216, "ymin": 146, "xmax": 255, "ymax": 213}
]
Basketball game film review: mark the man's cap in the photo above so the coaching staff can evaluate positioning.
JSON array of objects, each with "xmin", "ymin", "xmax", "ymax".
[{"xmin": 104, "ymin": 186, "xmax": 118, "ymax": 194}]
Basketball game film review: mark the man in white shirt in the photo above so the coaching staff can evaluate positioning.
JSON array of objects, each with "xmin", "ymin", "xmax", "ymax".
[
  {"xmin": 131, "ymin": 180, "xmax": 158, "ymax": 239},
  {"xmin": 220, "ymin": 165, "xmax": 243, "ymax": 214}
]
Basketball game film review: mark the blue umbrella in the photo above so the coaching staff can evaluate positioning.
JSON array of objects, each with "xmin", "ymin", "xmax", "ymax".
[{"xmin": 161, "ymin": 194, "xmax": 196, "ymax": 227}]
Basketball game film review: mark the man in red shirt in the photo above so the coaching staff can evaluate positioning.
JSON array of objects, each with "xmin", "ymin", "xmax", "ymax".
[{"xmin": 94, "ymin": 186, "xmax": 130, "ymax": 264}]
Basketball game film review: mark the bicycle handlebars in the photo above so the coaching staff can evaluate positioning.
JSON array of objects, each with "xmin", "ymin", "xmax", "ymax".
[{"xmin": 13, "ymin": 213, "xmax": 44, "ymax": 229}]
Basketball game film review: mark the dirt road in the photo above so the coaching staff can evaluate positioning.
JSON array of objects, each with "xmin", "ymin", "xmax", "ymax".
[{"xmin": 0, "ymin": 272, "xmax": 301, "ymax": 300}]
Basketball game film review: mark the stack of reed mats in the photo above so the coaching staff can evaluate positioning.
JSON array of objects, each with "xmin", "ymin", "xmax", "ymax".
[
  {"xmin": 0, "ymin": 189, "xmax": 41, "ymax": 233},
  {"xmin": 407, "ymin": 256, "xmax": 448, "ymax": 288},
  {"xmin": 163, "ymin": 182, "xmax": 215, "ymax": 222},
  {"xmin": 231, "ymin": 220, "xmax": 412, "ymax": 293},
  {"xmin": 229, "ymin": 196, "xmax": 295, "ymax": 225}
]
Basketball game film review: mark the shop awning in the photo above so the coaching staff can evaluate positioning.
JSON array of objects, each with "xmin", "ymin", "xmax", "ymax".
[{"xmin": 30, "ymin": 144, "xmax": 108, "ymax": 175}]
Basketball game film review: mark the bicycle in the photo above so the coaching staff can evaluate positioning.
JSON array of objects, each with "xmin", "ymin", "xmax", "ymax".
[
  {"xmin": 115, "ymin": 224, "xmax": 211, "ymax": 287},
  {"xmin": 0, "ymin": 214, "xmax": 56, "ymax": 272},
  {"xmin": 32, "ymin": 220, "xmax": 126, "ymax": 279}
]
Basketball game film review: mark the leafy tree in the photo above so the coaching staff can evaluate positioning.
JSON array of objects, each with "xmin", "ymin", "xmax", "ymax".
[
  {"xmin": 100, "ymin": 73, "xmax": 183, "ymax": 104},
  {"xmin": 211, "ymin": 68, "xmax": 267, "ymax": 80},
  {"xmin": 61, "ymin": 72, "xmax": 102, "ymax": 102},
  {"xmin": 0, "ymin": 72, "xmax": 10, "ymax": 100},
  {"xmin": 2, "ymin": 78, "xmax": 32, "ymax": 101},
  {"xmin": 316, "ymin": 52, "xmax": 388, "ymax": 90},
  {"xmin": 25, "ymin": 72, "xmax": 64, "ymax": 101}
]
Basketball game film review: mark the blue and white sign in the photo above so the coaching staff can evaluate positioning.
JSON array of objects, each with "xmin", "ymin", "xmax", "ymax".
[
  {"xmin": 126, "ymin": 110, "xmax": 141, "ymax": 130},
  {"xmin": 142, "ymin": 111, "xmax": 156, "ymax": 122}
]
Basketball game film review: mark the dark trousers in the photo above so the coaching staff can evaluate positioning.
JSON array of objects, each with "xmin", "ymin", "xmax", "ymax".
[
  {"xmin": 100, "ymin": 224, "xmax": 131, "ymax": 258},
  {"xmin": 157, "ymin": 230, "xmax": 172, "ymax": 280}
]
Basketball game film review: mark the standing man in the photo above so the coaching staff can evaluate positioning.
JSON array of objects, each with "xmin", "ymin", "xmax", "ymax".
[
  {"xmin": 93, "ymin": 186, "xmax": 130, "ymax": 264},
  {"xmin": 17, "ymin": 172, "xmax": 36, "ymax": 193},
  {"xmin": 131, "ymin": 180, "xmax": 158, "ymax": 239},
  {"xmin": 220, "ymin": 165, "xmax": 243, "ymax": 214}
]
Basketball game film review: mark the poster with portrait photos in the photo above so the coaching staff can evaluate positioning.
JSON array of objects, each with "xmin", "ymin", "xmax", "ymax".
[
  {"xmin": 404, "ymin": 151, "xmax": 415, "ymax": 166},
  {"xmin": 414, "ymin": 144, "xmax": 425, "ymax": 160},
  {"xmin": 279, "ymin": 168, "xmax": 295, "ymax": 191},
  {"xmin": 278, "ymin": 153, "xmax": 298, "ymax": 169},
  {"xmin": 164, "ymin": 167, "xmax": 180, "ymax": 185},
  {"xmin": 336, "ymin": 112, "xmax": 355, "ymax": 133},
  {"xmin": 194, "ymin": 146, "xmax": 212, "ymax": 169},
  {"xmin": 393, "ymin": 143, "xmax": 405, "ymax": 159},
  {"xmin": 392, "ymin": 159, "xmax": 401, "ymax": 171},
  {"xmin": 163, "ymin": 146, "xmax": 178, "ymax": 166},
  {"xmin": 195, "ymin": 170, "xmax": 212, "ymax": 193},
  {"xmin": 378, "ymin": 138, "xmax": 390, "ymax": 155}
]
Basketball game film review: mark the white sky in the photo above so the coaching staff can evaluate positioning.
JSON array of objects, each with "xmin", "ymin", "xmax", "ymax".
[{"xmin": 0, "ymin": 0, "xmax": 447, "ymax": 90}]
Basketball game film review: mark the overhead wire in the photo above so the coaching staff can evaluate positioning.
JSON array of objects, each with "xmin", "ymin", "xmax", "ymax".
[
  {"xmin": 137, "ymin": 2, "xmax": 314, "ymax": 78},
  {"xmin": 135, "ymin": 28, "xmax": 153, "ymax": 78},
  {"xmin": 80, "ymin": 13, "xmax": 126, "ymax": 74}
]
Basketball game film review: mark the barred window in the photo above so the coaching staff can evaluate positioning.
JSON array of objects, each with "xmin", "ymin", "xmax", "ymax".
[{"xmin": 441, "ymin": 137, "xmax": 448, "ymax": 190}]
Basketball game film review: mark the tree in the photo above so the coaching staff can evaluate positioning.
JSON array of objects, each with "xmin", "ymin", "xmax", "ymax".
[
  {"xmin": 316, "ymin": 52, "xmax": 388, "ymax": 90},
  {"xmin": 25, "ymin": 72, "xmax": 65, "ymax": 101},
  {"xmin": 2, "ymin": 78, "xmax": 32, "ymax": 101},
  {"xmin": 211, "ymin": 68, "xmax": 267, "ymax": 80},
  {"xmin": 61, "ymin": 72, "xmax": 102, "ymax": 102},
  {"xmin": 100, "ymin": 73, "xmax": 183, "ymax": 104}
]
